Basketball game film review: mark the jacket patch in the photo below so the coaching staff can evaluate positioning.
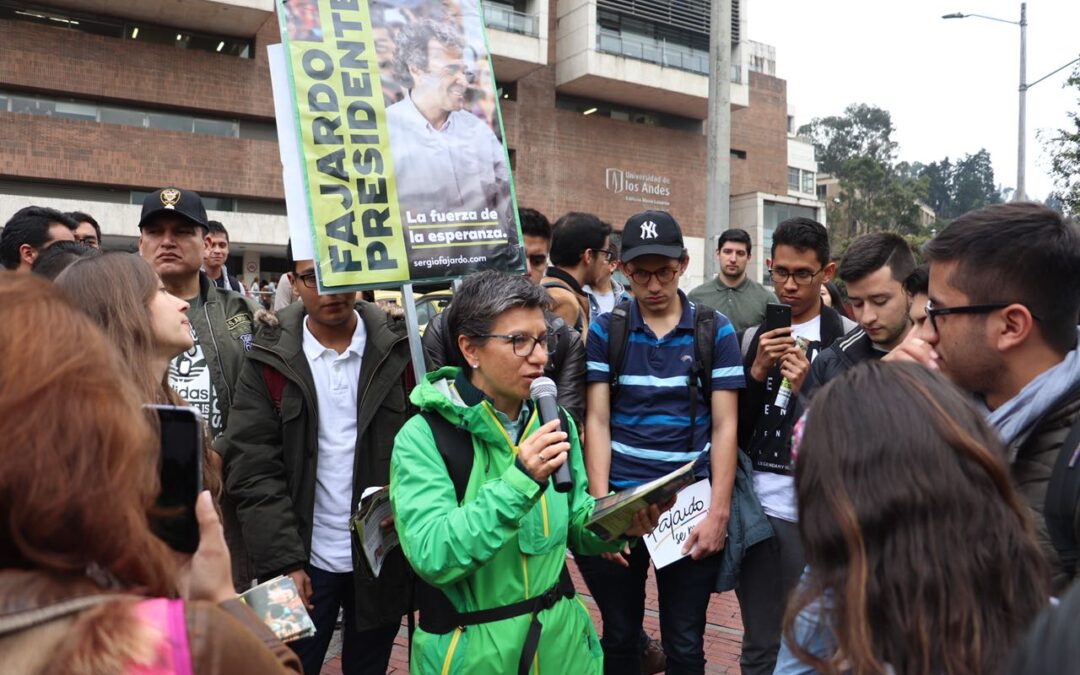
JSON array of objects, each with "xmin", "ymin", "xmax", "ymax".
[{"xmin": 226, "ymin": 314, "xmax": 252, "ymax": 332}]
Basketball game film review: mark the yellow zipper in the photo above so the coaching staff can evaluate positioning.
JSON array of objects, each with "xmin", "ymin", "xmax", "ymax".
[
  {"xmin": 521, "ymin": 554, "xmax": 530, "ymax": 598},
  {"xmin": 539, "ymin": 494, "xmax": 550, "ymax": 537},
  {"xmin": 439, "ymin": 627, "xmax": 463, "ymax": 675}
]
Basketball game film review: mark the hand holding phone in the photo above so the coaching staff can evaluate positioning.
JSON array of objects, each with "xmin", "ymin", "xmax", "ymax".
[
  {"xmin": 752, "ymin": 304, "xmax": 796, "ymax": 381},
  {"xmin": 146, "ymin": 405, "xmax": 203, "ymax": 554}
]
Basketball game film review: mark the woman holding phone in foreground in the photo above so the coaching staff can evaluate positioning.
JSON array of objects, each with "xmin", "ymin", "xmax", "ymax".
[{"xmin": 0, "ymin": 275, "xmax": 299, "ymax": 673}]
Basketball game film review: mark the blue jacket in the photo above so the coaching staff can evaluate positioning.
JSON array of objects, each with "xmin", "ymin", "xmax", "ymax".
[{"xmin": 715, "ymin": 449, "xmax": 774, "ymax": 592}]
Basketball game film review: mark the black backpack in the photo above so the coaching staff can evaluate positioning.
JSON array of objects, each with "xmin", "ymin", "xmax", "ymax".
[
  {"xmin": 1044, "ymin": 417, "xmax": 1080, "ymax": 576},
  {"xmin": 606, "ymin": 299, "xmax": 716, "ymax": 454}
]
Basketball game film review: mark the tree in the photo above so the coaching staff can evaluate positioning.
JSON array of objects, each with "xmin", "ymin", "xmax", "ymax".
[
  {"xmin": 798, "ymin": 104, "xmax": 898, "ymax": 176},
  {"xmin": 1042, "ymin": 64, "xmax": 1080, "ymax": 215},
  {"xmin": 917, "ymin": 150, "xmax": 1000, "ymax": 219}
]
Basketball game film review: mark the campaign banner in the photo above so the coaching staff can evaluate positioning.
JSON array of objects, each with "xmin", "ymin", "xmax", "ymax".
[{"xmin": 276, "ymin": 0, "xmax": 523, "ymax": 291}]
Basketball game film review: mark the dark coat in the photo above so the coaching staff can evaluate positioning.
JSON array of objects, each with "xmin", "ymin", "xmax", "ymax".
[
  {"xmin": 801, "ymin": 327, "xmax": 885, "ymax": 399},
  {"xmin": 1010, "ymin": 382, "xmax": 1080, "ymax": 594},
  {"xmin": 221, "ymin": 300, "xmax": 414, "ymax": 629}
]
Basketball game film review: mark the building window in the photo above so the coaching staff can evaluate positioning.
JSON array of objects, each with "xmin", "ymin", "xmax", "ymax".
[
  {"xmin": 787, "ymin": 167, "xmax": 800, "ymax": 193},
  {"xmin": 1, "ymin": 90, "xmax": 251, "ymax": 138},
  {"xmin": 801, "ymin": 171, "xmax": 815, "ymax": 194},
  {"xmin": 496, "ymin": 81, "xmax": 518, "ymax": 102},
  {"xmin": 0, "ymin": 1, "xmax": 253, "ymax": 58},
  {"xmin": 555, "ymin": 95, "xmax": 703, "ymax": 133}
]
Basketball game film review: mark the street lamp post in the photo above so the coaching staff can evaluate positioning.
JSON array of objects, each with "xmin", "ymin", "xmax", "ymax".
[{"xmin": 943, "ymin": 3, "xmax": 1027, "ymax": 200}]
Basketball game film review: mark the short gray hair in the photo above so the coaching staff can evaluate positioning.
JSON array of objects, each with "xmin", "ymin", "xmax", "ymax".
[
  {"xmin": 447, "ymin": 271, "xmax": 550, "ymax": 346},
  {"xmin": 393, "ymin": 20, "xmax": 467, "ymax": 89}
]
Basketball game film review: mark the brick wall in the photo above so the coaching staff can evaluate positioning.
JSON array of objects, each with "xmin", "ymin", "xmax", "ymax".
[
  {"xmin": 0, "ymin": 16, "xmax": 278, "ymax": 119},
  {"xmin": 501, "ymin": 67, "xmax": 788, "ymax": 238},
  {"xmin": 0, "ymin": 114, "xmax": 282, "ymax": 199}
]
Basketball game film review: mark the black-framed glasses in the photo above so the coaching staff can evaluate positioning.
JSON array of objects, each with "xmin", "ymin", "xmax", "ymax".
[
  {"xmin": 475, "ymin": 333, "xmax": 555, "ymax": 357},
  {"xmin": 625, "ymin": 266, "xmax": 679, "ymax": 285},
  {"xmin": 295, "ymin": 272, "xmax": 318, "ymax": 289},
  {"xmin": 527, "ymin": 254, "xmax": 548, "ymax": 268},
  {"xmin": 769, "ymin": 266, "xmax": 823, "ymax": 286},
  {"xmin": 924, "ymin": 299, "xmax": 1042, "ymax": 332},
  {"xmin": 592, "ymin": 248, "xmax": 615, "ymax": 262}
]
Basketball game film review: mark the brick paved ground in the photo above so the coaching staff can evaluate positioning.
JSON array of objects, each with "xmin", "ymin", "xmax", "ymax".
[{"xmin": 321, "ymin": 555, "xmax": 745, "ymax": 674}]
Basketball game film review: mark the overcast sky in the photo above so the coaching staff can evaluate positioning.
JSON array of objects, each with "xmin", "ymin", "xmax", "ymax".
[{"xmin": 751, "ymin": 0, "xmax": 1079, "ymax": 201}]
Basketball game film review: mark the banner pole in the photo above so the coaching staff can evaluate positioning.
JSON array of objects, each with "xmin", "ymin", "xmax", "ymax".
[{"xmin": 400, "ymin": 283, "xmax": 428, "ymax": 386}]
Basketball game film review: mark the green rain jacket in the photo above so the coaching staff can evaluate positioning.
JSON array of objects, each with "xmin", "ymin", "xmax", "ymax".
[{"xmin": 391, "ymin": 368, "xmax": 623, "ymax": 675}]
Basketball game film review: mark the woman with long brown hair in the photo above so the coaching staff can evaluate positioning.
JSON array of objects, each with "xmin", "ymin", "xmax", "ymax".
[
  {"xmin": 775, "ymin": 361, "xmax": 1049, "ymax": 675},
  {"xmin": 56, "ymin": 252, "xmax": 222, "ymax": 496},
  {"xmin": 0, "ymin": 274, "xmax": 299, "ymax": 673}
]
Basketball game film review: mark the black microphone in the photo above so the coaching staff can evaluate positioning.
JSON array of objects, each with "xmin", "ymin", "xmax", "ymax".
[{"xmin": 530, "ymin": 376, "xmax": 572, "ymax": 493}]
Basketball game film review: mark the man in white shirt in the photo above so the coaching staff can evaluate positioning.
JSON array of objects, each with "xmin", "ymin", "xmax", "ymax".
[
  {"xmin": 385, "ymin": 20, "xmax": 513, "ymax": 233},
  {"xmin": 223, "ymin": 242, "xmax": 414, "ymax": 675}
]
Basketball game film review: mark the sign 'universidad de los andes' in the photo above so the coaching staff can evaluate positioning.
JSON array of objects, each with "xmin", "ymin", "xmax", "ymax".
[{"xmin": 276, "ymin": 0, "xmax": 524, "ymax": 291}]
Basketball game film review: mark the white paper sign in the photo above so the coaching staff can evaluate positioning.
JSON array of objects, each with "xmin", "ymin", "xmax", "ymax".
[{"xmin": 643, "ymin": 478, "xmax": 711, "ymax": 569}]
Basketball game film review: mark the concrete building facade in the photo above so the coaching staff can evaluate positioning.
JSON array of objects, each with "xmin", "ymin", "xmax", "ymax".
[{"xmin": 0, "ymin": 0, "xmax": 822, "ymax": 289}]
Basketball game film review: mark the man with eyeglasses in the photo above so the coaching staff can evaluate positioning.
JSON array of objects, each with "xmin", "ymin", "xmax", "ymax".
[
  {"xmin": 540, "ymin": 212, "xmax": 613, "ymax": 339},
  {"xmin": 735, "ymin": 217, "xmax": 854, "ymax": 675},
  {"xmin": 520, "ymin": 207, "xmax": 552, "ymax": 285},
  {"xmin": 688, "ymin": 228, "xmax": 777, "ymax": 332},
  {"xmin": 221, "ymin": 240, "xmax": 415, "ymax": 674},
  {"xmin": 385, "ymin": 20, "xmax": 513, "ymax": 234},
  {"xmin": 911, "ymin": 202, "xmax": 1080, "ymax": 593},
  {"xmin": 579, "ymin": 210, "xmax": 744, "ymax": 674}
]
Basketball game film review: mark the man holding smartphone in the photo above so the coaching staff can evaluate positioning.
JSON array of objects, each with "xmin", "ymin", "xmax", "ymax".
[
  {"xmin": 735, "ymin": 218, "xmax": 854, "ymax": 675},
  {"xmin": 222, "ymin": 242, "xmax": 414, "ymax": 675}
]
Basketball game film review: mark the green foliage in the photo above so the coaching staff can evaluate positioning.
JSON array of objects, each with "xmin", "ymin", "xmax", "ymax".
[
  {"xmin": 919, "ymin": 149, "xmax": 1000, "ymax": 219},
  {"xmin": 1042, "ymin": 65, "xmax": 1080, "ymax": 216},
  {"xmin": 798, "ymin": 103, "xmax": 898, "ymax": 176}
]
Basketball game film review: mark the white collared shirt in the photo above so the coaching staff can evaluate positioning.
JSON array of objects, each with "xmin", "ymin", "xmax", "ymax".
[{"xmin": 303, "ymin": 311, "xmax": 366, "ymax": 573}]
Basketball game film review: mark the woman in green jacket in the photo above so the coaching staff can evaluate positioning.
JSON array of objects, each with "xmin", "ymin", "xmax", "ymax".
[{"xmin": 391, "ymin": 271, "xmax": 662, "ymax": 675}]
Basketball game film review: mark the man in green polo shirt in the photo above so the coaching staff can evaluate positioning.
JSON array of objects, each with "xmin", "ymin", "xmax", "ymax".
[{"xmin": 689, "ymin": 228, "xmax": 776, "ymax": 333}]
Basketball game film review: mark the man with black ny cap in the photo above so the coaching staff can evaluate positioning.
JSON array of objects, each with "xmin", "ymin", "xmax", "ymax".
[
  {"xmin": 137, "ymin": 187, "xmax": 258, "ymax": 588},
  {"xmin": 579, "ymin": 210, "xmax": 745, "ymax": 674}
]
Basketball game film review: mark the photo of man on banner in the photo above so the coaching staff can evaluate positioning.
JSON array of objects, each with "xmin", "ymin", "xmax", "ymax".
[{"xmin": 275, "ymin": 0, "xmax": 523, "ymax": 291}]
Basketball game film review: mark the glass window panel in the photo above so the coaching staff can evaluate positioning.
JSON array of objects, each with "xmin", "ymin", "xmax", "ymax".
[
  {"xmin": 53, "ymin": 101, "xmax": 98, "ymax": 122},
  {"xmin": 787, "ymin": 167, "xmax": 800, "ymax": 191},
  {"xmin": 148, "ymin": 112, "xmax": 193, "ymax": 133},
  {"xmin": 802, "ymin": 171, "xmax": 815, "ymax": 194},
  {"xmin": 201, "ymin": 196, "xmax": 235, "ymax": 212},
  {"xmin": 0, "ymin": 93, "xmax": 7, "ymax": 112},
  {"xmin": 101, "ymin": 106, "xmax": 146, "ymax": 128},
  {"xmin": 193, "ymin": 118, "xmax": 237, "ymax": 137}
]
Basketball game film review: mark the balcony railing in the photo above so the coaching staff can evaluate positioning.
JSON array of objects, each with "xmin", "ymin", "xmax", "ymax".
[
  {"xmin": 596, "ymin": 28, "xmax": 742, "ymax": 82},
  {"xmin": 482, "ymin": 1, "xmax": 539, "ymax": 37}
]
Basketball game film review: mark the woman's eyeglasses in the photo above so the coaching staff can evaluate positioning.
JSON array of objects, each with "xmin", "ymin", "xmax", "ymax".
[{"xmin": 475, "ymin": 333, "xmax": 555, "ymax": 357}]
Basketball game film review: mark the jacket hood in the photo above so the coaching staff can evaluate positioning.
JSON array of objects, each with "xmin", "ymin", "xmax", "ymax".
[{"xmin": 411, "ymin": 366, "xmax": 538, "ymax": 448}]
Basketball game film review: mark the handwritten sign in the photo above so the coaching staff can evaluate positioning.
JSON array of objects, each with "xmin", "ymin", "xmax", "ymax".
[{"xmin": 643, "ymin": 479, "xmax": 710, "ymax": 569}]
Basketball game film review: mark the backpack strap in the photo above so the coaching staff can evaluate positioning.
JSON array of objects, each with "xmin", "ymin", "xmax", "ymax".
[
  {"xmin": 419, "ymin": 412, "xmax": 474, "ymax": 503},
  {"xmin": 606, "ymin": 300, "xmax": 632, "ymax": 407},
  {"xmin": 1044, "ymin": 417, "xmax": 1080, "ymax": 576},
  {"xmin": 542, "ymin": 281, "xmax": 584, "ymax": 333},
  {"xmin": 688, "ymin": 304, "xmax": 716, "ymax": 454}
]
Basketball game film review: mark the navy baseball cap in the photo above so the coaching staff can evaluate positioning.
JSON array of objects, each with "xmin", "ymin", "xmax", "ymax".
[
  {"xmin": 620, "ymin": 210, "xmax": 686, "ymax": 262},
  {"xmin": 138, "ymin": 188, "xmax": 209, "ymax": 231}
]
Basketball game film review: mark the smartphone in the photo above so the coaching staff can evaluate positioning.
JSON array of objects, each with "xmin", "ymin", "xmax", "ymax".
[
  {"xmin": 764, "ymin": 303, "xmax": 792, "ymax": 333},
  {"xmin": 145, "ymin": 404, "xmax": 203, "ymax": 554}
]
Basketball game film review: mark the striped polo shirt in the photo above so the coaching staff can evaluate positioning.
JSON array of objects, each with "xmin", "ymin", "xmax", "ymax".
[{"xmin": 586, "ymin": 291, "xmax": 745, "ymax": 489}]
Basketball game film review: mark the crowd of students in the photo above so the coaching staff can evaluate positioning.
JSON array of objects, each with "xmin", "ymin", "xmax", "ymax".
[{"xmin": 0, "ymin": 187, "xmax": 1078, "ymax": 675}]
